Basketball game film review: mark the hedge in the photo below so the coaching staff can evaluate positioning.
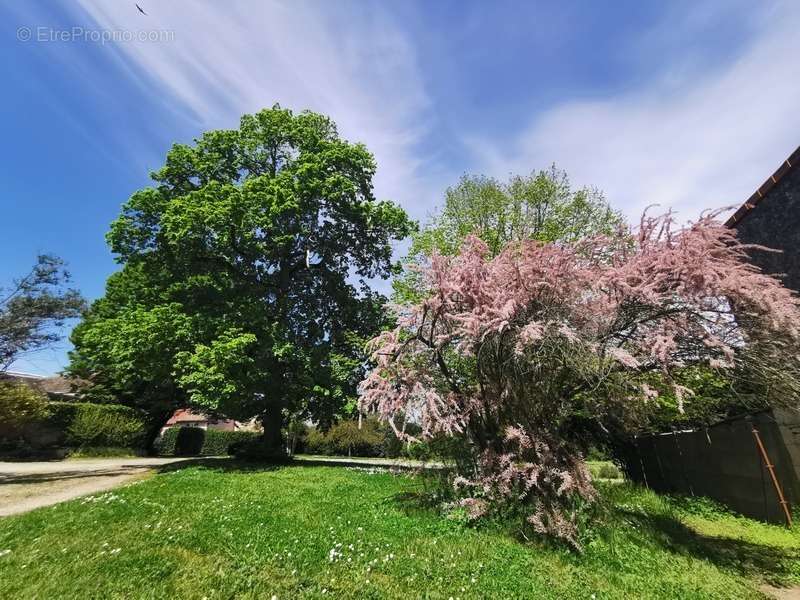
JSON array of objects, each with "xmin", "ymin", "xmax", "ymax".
[
  {"xmin": 304, "ymin": 418, "xmax": 385, "ymax": 457},
  {"xmin": 154, "ymin": 426, "xmax": 260, "ymax": 456},
  {"xmin": 302, "ymin": 418, "xmax": 466, "ymax": 461},
  {"xmin": 47, "ymin": 402, "xmax": 147, "ymax": 448}
]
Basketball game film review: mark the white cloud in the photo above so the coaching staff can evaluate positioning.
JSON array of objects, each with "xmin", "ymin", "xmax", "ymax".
[
  {"xmin": 70, "ymin": 0, "xmax": 442, "ymax": 220},
  {"xmin": 469, "ymin": 2, "xmax": 800, "ymax": 224}
]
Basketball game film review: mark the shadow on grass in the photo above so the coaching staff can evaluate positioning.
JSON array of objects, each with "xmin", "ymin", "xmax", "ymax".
[
  {"xmin": 390, "ymin": 479, "xmax": 799, "ymax": 586},
  {"xmin": 152, "ymin": 457, "xmax": 286, "ymax": 475},
  {"xmin": 618, "ymin": 508, "xmax": 799, "ymax": 585}
]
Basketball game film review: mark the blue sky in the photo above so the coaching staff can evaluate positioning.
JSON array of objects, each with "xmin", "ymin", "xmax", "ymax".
[{"xmin": 2, "ymin": 1, "xmax": 799, "ymax": 375}]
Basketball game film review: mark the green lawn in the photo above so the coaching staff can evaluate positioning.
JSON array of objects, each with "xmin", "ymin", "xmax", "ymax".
[{"xmin": 0, "ymin": 463, "xmax": 797, "ymax": 599}]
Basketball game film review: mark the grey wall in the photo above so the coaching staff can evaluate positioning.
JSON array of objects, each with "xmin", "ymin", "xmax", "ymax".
[{"xmin": 733, "ymin": 164, "xmax": 800, "ymax": 293}]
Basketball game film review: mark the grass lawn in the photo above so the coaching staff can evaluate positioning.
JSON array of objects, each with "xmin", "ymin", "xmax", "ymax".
[{"xmin": 0, "ymin": 462, "xmax": 797, "ymax": 599}]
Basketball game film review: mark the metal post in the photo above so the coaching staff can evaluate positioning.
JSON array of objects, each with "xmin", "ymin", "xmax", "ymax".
[{"xmin": 751, "ymin": 425, "xmax": 792, "ymax": 528}]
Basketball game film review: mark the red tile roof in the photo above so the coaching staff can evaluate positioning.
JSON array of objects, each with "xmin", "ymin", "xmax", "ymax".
[{"xmin": 164, "ymin": 409, "xmax": 211, "ymax": 425}]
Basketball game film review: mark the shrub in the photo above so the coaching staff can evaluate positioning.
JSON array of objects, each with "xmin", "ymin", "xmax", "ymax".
[
  {"xmin": 0, "ymin": 381, "xmax": 50, "ymax": 428},
  {"xmin": 587, "ymin": 461, "xmax": 622, "ymax": 480},
  {"xmin": 598, "ymin": 463, "xmax": 622, "ymax": 479},
  {"xmin": 286, "ymin": 419, "xmax": 307, "ymax": 455},
  {"xmin": 361, "ymin": 211, "xmax": 800, "ymax": 547},
  {"xmin": 229, "ymin": 436, "xmax": 293, "ymax": 461},
  {"xmin": 43, "ymin": 402, "xmax": 146, "ymax": 448},
  {"xmin": 173, "ymin": 427, "xmax": 205, "ymax": 455},
  {"xmin": 381, "ymin": 426, "xmax": 404, "ymax": 458},
  {"xmin": 403, "ymin": 433, "xmax": 473, "ymax": 466},
  {"xmin": 62, "ymin": 404, "xmax": 146, "ymax": 448},
  {"xmin": 327, "ymin": 419, "xmax": 384, "ymax": 457},
  {"xmin": 67, "ymin": 446, "xmax": 142, "ymax": 458},
  {"xmin": 154, "ymin": 426, "xmax": 259, "ymax": 456},
  {"xmin": 303, "ymin": 418, "xmax": 393, "ymax": 457},
  {"xmin": 302, "ymin": 419, "xmax": 468, "ymax": 460},
  {"xmin": 304, "ymin": 426, "xmax": 331, "ymax": 455}
]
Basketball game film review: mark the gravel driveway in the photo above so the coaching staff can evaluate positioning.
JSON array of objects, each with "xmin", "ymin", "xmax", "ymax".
[
  {"xmin": 0, "ymin": 455, "xmax": 442, "ymax": 517},
  {"xmin": 0, "ymin": 457, "xmax": 202, "ymax": 516}
]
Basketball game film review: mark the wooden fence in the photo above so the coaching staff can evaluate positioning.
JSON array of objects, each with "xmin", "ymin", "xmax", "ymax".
[{"xmin": 623, "ymin": 408, "xmax": 800, "ymax": 524}]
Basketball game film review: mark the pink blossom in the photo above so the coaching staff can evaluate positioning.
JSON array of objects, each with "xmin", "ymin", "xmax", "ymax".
[{"xmin": 359, "ymin": 209, "xmax": 800, "ymax": 546}]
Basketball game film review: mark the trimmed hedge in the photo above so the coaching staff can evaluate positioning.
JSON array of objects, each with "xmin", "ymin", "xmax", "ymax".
[{"xmin": 155, "ymin": 426, "xmax": 259, "ymax": 456}]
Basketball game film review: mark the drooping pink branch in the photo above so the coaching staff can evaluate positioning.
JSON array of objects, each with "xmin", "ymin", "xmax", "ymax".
[{"xmin": 359, "ymin": 209, "xmax": 800, "ymax": 545}]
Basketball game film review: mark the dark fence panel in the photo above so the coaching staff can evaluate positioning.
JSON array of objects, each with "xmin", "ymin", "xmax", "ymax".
[{"xmin": 624, "ymin": 409, "xmax": 800, "ymax": 524}]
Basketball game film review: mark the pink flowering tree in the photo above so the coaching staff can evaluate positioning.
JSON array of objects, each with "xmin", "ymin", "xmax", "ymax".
[{"xmin": 360, "ymin": 210, "xmax": 800, "ymax": 546}]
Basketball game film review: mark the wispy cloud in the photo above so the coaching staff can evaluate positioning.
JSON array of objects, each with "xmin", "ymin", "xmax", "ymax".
[
  {"xmin": 468, "ymin": 2, "xmax": 800, "ymax": 223},
  {"xmin": 70, "ymin": 0, "xmax": 443, "ymax": 219}
]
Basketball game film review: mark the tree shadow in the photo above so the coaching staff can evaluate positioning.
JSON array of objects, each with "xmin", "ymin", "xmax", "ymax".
[
  {"xmin": 389, "ymin": 483, "xmax": 799, "ymax": 586},
  {"xmin": 152, "ymin": 457, "xmax": 286, "ymax": 475},
  {"xmin": 0, "ymin": 468, "xmax": 146, "ymax": 485},
  {"xmin": 0, "ymin": 458, "xmax": 220, "ymax": 484},
  {"xmin": 618, "ymin": 508, "xmax": 799, "ymax": 585}
]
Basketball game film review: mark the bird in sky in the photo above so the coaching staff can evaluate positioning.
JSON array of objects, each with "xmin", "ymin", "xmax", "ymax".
[{"xmin": 135, "ymin": 4, "xmax": 147, "ymax": 15}]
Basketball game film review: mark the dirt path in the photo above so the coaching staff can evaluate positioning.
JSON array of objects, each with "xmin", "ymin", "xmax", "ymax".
[
  {"xmin": 0, "ymin": 457, "xmax": 201, "ymax": 516},
  {"xmin": 761, "ymin": 584, "xmax": 800, "ymax": 599}
]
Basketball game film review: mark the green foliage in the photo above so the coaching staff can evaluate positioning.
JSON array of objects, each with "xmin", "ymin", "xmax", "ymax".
[
  {"xmin": 68, "ymin": 302, "xmax": 194, "ymax": 444},
  {"xmin": 229, "ymin": 435, "xmax": 294, "ymax": 461},
  {"xmin": 394, "ymin": 167, "xmax": 623, "ymax": 302},
  {"xmin": 301, "ymin": 418, "xmax": 468, "ymax": 462},
  {"xmin": 380, "ymin": 426, "xmax": 405, "ymax": 459},
  {"xmin": 175, "ymin": 330, "xmax": 260, "ymax": 418},
  {"xmin": 404, "ymin": 433, "xmax": 472, "ymax": 464},
  {"xmin": 46, "ymin": 402, "xmax": 147, "ymax": 448},
  {"xmin": 304, "ymin": 418, "xmax": 388, "ymax": 457},
  {"xmin": 285, "ymin": 418, "xmax": 307, "ymax": 456},
  {"xmin": 326, "ymin": 419, "xmax": 384, "ymax": 457},
  {"xmin": 637, "ymin": 366, "xmax": 765, "ymax": 433},
  {"xmin": 0, "ymin": 254, "xmax": 86, "ymax": 370},
  {"xmin": 66, "ymin": 446, "xmax": 142, "ymax": 458},
  {"xmin": 154, "ymin": 426, "xmax": 259, "ymax": 456},
  {"xmin": 303, "ymin": 425, "xmax": 331, "ymax": 455},
  {"xmin": 0, "ymin": 467, "xmax": 796, "ymax": 598},
  {"xmin": 69, "ymin": 105, "xmax": 414, "ymax": 453},
  {"xmin": 0, "ymin": 381, "xmax": 50, "ymax": 427},
  {"xmin": 305, "ymin": 330, "xmax": 376, "ymax": 430},
  {"xmin": 587, "ymin": 460, "xmax": 623, "ymax": 480}
]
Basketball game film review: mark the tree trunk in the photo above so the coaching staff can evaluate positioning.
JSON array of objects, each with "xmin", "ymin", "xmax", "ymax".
[
  {"xmin": 145, "ymin": 407, "xmax": 176, "ymax": 454},
  {"xmin": 260, "ymin": 401, "xmax": 287, "ymax": 458}
]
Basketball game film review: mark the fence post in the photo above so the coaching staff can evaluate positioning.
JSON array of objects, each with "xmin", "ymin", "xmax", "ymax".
[
  {"xmin": 751, "ymin": 424, "xmax": 792, "ymax": 528},
  {"xmin": 672, "ymin": 431, "xmax": 693, "ymax": 496}
]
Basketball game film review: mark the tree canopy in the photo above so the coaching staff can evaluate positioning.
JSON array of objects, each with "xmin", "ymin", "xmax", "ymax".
[
  {"xmin": 394, "ymin": 167, "xmax": 623, "ymax": 302},
  {"xmin": 69, "ymin": 105, "xmax": 414, "ymax": 452}
]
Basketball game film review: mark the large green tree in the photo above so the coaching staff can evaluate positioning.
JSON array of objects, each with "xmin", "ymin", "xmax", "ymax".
[
  {"xmin": 394, "ymin": 167, "xmax": 623, "ymax": 302},
  {"xmin": 69, "ymin": 106, "xmax": 413, "ymax": 453}
]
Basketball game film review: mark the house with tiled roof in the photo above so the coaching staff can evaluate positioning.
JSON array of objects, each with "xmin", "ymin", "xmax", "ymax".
[
  {"xmin": 726, "ymin": 145, "xmax": 800, "ymax": 293},
  {"xmin": 158, "ymin": 408, "xmax": 260, "ymax": 436},
  {"xmin": 0, "ymin": 371, "xmax": 86, "ymax": 400}
]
